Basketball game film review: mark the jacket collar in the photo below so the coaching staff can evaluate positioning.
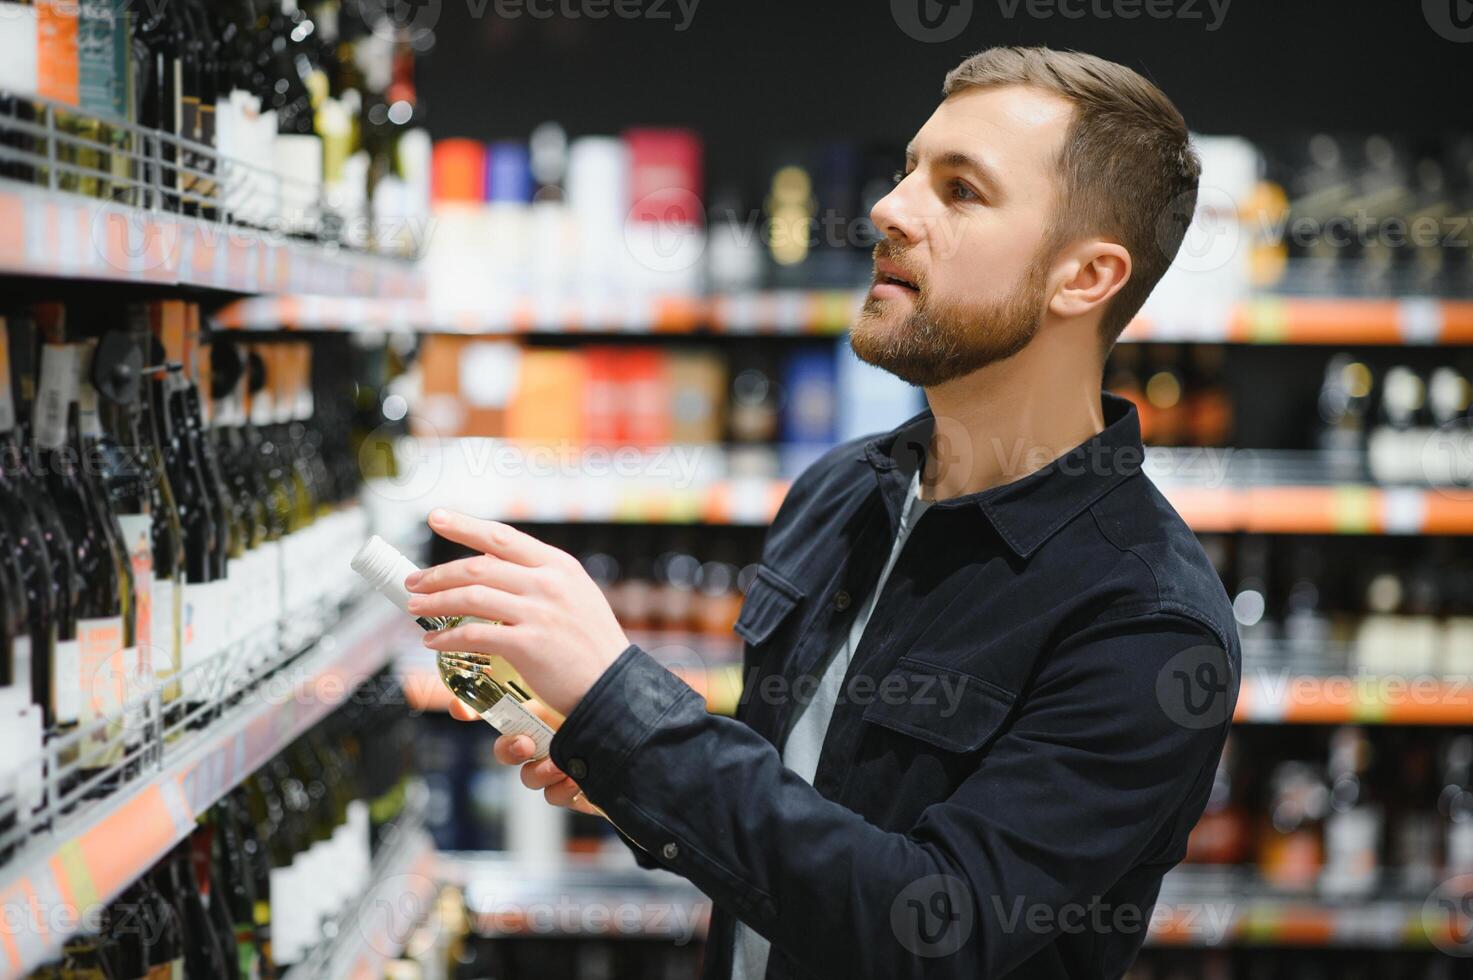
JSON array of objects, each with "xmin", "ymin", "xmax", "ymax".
[{"xmin": 859, "ymin": 392, "xmax": 1145, "ymax": 559}]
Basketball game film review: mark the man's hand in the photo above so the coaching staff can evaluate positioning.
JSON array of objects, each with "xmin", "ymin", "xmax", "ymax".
[
  {"xmin": 447, "ymin": 697, "xmax": 603, "ymax": 816},
  {"xmin": 405, "ymin": 508, "xmax": 631, "ymax": 718}
]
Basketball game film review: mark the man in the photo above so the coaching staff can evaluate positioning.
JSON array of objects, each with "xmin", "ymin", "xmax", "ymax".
[{"xmin": 406, "ymin": 45, "xmax": 1240, "ymax": 979}]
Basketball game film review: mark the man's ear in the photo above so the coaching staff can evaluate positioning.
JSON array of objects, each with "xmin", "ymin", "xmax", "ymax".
[{"xmin": 1047, "ymin": 241, "xmax": 1131, "ymax": 321}]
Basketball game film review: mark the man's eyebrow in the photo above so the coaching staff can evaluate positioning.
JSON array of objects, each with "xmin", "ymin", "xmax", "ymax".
[{"xmin": 904, "ymin": 144, "xmax": 1003, "ymax": 196}]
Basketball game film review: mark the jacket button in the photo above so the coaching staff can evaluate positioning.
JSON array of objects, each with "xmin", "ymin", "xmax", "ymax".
[
  {"xmin": 661, "ymin": 842, "xmax": 680, "ymax": 861},
  {"xmin": 833, "ymin": 590, "xmax": 851, "ymax": 612},
  {"xmin": 566, "ymin": 758, "xmax": 588, "ymax": 780}
]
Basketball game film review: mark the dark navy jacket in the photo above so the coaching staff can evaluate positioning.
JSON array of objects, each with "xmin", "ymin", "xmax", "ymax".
[{"xmin": 551, "ymin": 392, "xmax": 1241, "ymax": 979}]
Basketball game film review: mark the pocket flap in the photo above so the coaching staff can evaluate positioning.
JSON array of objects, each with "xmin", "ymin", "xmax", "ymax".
[
  {"xmin": 733, "ymin": 566, "xmax": 804, "ymax": 646},
  {"xmin": 862, "ymin": 658, "xmax": 1015, "ymax": 754}
]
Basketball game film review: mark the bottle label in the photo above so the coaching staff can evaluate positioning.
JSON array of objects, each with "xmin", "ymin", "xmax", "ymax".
[
  {"xmin": 117, "ymin": 513, "xmax": 154, "ymax": 666},
  {"xmin": 76, "ymin": 0, "xmax": 114, "ymax": 116},
  {"xmin": 151, "ymin": 574, "xmax": 180, "ymax": 698},
  {"xmin": 34, "ymin": 344, "xmax": 76, "ymax": 451},
  {"xmin": 481, "ymin": 697, "xmax": 555, "ymax": 760},
  {"xmin": 35, "ymin": 0, "xmax": 80, "ymax": 106},
  {"xmin": 181, "ymin": 581, "xmax": 202, "ymax": 697},
  {"xmin": 0, "ymin": 320, "xmax": 14, "ymax": 434},
  {"xmin": 77, "ymin": 614, "xmax": 125, "ymax": 723},
  {"xmin": 52, "ymin": 637, "xmax": 80, "ymax": 725},
  {"xmin": 1323, "ymin": 807, "xmax": 1382, "ymax": 895},
  {"xmin": 0, "ymin": 4, "xmax": 39, "ymax": 98},
  {"xmin": 10, "ymin": 635, "xmax": 32, "ymax": 705}
]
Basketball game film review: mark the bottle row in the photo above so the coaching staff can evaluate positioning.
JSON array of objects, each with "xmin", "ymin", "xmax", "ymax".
[
  {"xmin": 1187, "ymin": 726, "xmax": 1473, "ymax": 899},
  {"xmin": 1106, "ymin": 343, "xmax": 1473, "ymax": 471},
  {"xmin": 1259, "ymin": 133, "xmax": 1473, "ymax": 298},
  {"xmin": 0, "ymin": 0, "xmax": 431, "ymax": 253},
  {"xmin": 1206, "ymin": 534, "xmax": 1473, "ymax": 675},
  {"xmin": 0, "ymin": 301, "xmax": 371, "ymax": 829},
  {"xmin": 414, "ymin": 335, "xmax": 924, "ymax": 465},
  {"xmin": 422, "ymin": 129, "xmax": 1473, "ymax": 304},
  {"xmin": 21, "ymin": 671, "xmax": 422, "ymax": 979}
]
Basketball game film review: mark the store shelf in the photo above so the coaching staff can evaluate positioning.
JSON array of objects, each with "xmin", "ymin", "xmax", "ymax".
[
  {"xmin": 280, "ymin": 788, "xmax": 439, "ymax": 980},
  {"xmin": 441, "ymin": 856, "xmax": 1453, "ymax": 951},
  {"xmin": 1235, "ymin": 672, "xmax": 1473, "ymax": 726},
  {"xmin": 1149, "ymin": 868, "xmax": 1453, "ymax": 950},
  {"xmin": 380, "ymin": 473, "xmax": 1473, "ymax": 535},
  {"xmin": 0, "ymin": 596, "xmax": 418, "ymax": 980},
  {"xmin": 218, "ymin": 289, "xmax": 1473, "ymax": 344},
  {"xmin": 0, "ymin": 179, "xmax": 423, "ymax": 298},
  {"xmin": 444, "ymin": 852, "xmax": 711, "ymax": 941}
]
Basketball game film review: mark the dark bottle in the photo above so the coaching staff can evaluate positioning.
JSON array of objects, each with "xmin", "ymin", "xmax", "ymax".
[
  {"xmin": 125, "ymin": 308, "xmax": 186, "ymax": 726},
  {"xmin": 131, "ymin": 0, "xmax": 184, "ymax": 211},
  {"xmin": 147, "ymin": 301, "xmax": 218, "ymax": 717},
  {"xmin": 29, "ymin": 308, "xmax": 113, "ymax": 754}
]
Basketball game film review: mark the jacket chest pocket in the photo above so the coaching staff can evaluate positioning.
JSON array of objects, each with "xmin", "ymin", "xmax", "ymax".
[
  {"xmin": 860, "ymin": 657, "xmax": 1016, "ymax": 755},
  {"xmin": 733, "ymin": 564, "xmax": 806, "ymax": 650}
]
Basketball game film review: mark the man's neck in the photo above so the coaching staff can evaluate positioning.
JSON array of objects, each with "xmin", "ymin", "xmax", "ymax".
[{"xmin": 920, "ymin": 325, "xmax": 1107, "ymax": 501}]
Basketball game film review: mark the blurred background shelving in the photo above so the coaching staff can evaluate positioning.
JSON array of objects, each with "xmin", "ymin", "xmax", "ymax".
[{"xmin": 2, "ymin": 0, "xmax": 1473, "ymax": 977}]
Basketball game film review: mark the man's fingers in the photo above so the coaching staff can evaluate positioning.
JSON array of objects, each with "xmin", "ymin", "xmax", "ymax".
[
  {"xmin": 493, "ymin": 734, "xmax": 538, "ymax": 765},
  {"xmin": 425, "ymin": 509, "xmax": 557, "ymax": 568},
  {"xmin": 408, "ymin": 585, "xmax": 523, "ymax": 624},
  {"xmin": 543, "ymin": 777, "xmax": 585, "ymax": 810},
  {"xmin": 520, "ymin": 758, "xmax": 566, "ymax": 791},
  {"xmin": 449, "ymin": 699, "xmax": 478, "ymax": 722},
  {"xmin": 404, "ymin": 554, "xmax": 531, "ymax": 596}
]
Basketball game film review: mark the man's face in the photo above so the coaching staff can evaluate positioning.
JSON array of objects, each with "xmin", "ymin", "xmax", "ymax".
[{"xmin": 851, "ymin": 85, "xmax": 1072, "ymax": 387}]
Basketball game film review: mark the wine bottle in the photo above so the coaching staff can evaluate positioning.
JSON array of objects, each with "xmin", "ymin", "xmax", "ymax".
[
  {"xmin": 148, "ymin": 302, "xmax": 219, "ymax": 715},
  {"xmin": 126, "ymin": 309, "xmax": 185, "ymax": 725},
  {"xmin": 4, "ymin": 313, "xmax": 81, "ymax": 738},
  {"xmin": 351, "ymin": 535, "xmax": 554, "ymax": 756},
  {"xmin": 33, "ymin": 306, "xmax": 131, "ymax": 781},
  {"xmin": 76, "ymin": 335, "xmax": 146, "ymax": 772}
]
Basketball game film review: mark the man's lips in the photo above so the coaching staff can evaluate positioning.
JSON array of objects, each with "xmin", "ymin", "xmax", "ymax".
[{"xmin": 873, "ymin": 258, "xmax": 920, "ymax": 292}]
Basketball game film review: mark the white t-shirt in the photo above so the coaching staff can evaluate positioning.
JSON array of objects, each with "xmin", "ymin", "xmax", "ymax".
[{"xmin": 732, "ymin": 470, "xmax": 933, "ymax": 980}]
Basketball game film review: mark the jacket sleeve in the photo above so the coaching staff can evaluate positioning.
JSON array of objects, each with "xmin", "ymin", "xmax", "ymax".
[{"xmin": 549, "ymin": 613, "xmax": 1235, "ymax": 979}]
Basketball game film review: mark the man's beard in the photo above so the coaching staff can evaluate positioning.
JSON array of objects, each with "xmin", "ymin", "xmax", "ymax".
[{"xmin": 850, "ymin": 245, "xmax": 1051, "ymax": 387}]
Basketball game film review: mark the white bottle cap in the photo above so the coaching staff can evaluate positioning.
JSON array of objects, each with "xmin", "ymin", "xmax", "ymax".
[{"xmin": 350, "ymin": 535, "xmax": 423, "ymax": 617}]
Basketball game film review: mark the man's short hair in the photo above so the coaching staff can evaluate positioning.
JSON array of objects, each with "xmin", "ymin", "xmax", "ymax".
[{"xmin": 944, "ymin": 46, "xmax": 1201, "ymax": 351}]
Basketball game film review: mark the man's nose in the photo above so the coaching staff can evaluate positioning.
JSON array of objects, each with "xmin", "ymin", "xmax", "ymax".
[{"xmin": 870, "ymin": 179, "xmax": 924, "ymax": 245}]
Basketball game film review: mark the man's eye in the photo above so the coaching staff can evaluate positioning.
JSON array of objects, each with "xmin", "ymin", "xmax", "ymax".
[{"xmin": 950, "ymin": 180, "xmax": 979, "ymax": 202}]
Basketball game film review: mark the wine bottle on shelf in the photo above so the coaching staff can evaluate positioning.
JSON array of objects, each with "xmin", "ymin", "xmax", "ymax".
[
  {"xmin": 1257, "ymin": 760, "xmax": 1328, "ymax": 893},
  {"xmin": 146, "ymin": 301, "xmax": 217, "ymax": 717},
  {"xmin": 126, "ymin": 308, "xmax": 185, "ymax": 727},
  {"xmin": 0, "ymin": 1, "xmax": 41, "ymax": 185},
  {"xmin": 210, "ymin": 339, "xmax": 272, "ymax": 679},
  {"xmin": 32, "ymin": 305, "xmax": 131, "ymax": 783},
  {"xmin": 1319, "ymin": 726, "xmax": 1382, "ymax": 898},
  {"xmin": 1440, "ymin": 735, "xmax": 1473, "ymax": 878},
  {"xmin": 3, "ymin": 312, "xmax": 81, "ymax": 743},
  {"xmin": 182, "ymin": 308, "xmax": 244, "ymax": 689},
  {"xmin": 75, "ymin": 335, "xmax": 145, "ymax": 773}
]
